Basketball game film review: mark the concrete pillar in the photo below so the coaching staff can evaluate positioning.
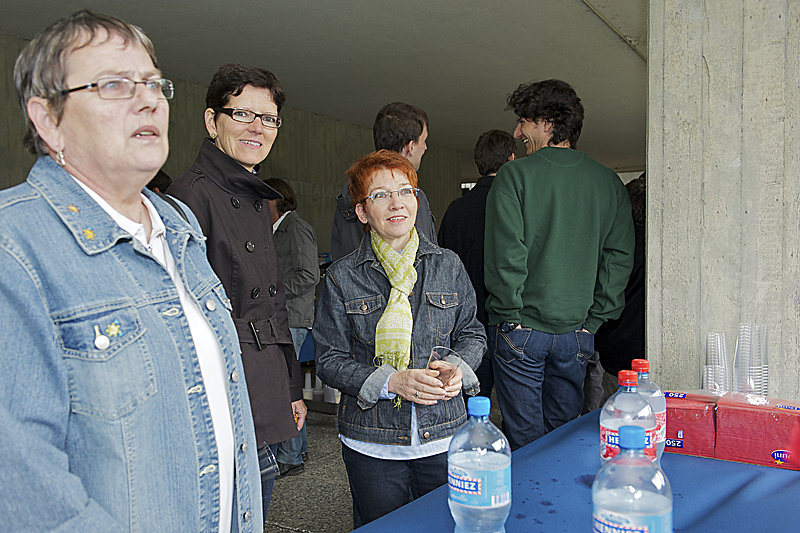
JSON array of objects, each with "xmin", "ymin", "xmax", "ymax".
[{"xmin": 648, "ymin": 0, "xmax": 800, "ymax": 399}]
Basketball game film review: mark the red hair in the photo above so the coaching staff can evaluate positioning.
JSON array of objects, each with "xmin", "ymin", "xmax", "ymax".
[{"xmin": 346, "ymin": 150, "xmax": 418, "ymax": 206}]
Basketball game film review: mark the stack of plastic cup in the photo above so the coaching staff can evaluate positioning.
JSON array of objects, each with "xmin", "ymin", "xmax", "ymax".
[
  {"xmin": 703, "ymin": 332, "xmax": 730, "ymax": 392},
  {"xmin": 733, "ymin": 323, "xmax": 769, "ymax": 396}
]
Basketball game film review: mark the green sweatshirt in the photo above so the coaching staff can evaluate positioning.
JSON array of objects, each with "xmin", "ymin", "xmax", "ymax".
[{"xmin": 484, "ymin": 147, "xmax": 634, "ymax": 334}]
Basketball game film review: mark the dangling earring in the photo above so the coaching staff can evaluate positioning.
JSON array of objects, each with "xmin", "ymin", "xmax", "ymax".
[{"xmin": 56, "ymin": 150, "xmax": 66, "ymax": 167}]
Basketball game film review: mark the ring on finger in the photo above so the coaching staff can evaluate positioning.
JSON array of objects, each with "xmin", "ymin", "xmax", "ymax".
[{"xmin": 414, "ymin": 391, "xmax": 420, "ymax": 399}]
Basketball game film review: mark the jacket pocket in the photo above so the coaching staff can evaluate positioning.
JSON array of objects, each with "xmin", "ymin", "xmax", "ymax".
[
  {"xmin": 345, "ymin": 295, "xmax": 384, "ymax": 346},
  {"xmin": 56, "ymin": 305, "xmax": 156, "ymax": 420},
  {"xmin": 425, "ymin": 292, "xmax": 458, "ymax": 342}
]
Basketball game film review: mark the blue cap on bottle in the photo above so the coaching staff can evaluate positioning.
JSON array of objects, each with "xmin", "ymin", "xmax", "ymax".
[
  {"xmin": 467, "ymin": 396, "xmax": 490, "ymax": 417},
  {"xmin": 619, "ymin": 425, "xmax": 646, "ymax": 450}
]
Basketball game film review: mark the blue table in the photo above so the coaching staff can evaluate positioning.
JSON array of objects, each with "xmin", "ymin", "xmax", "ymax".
[{"xmin": 354, "ymin": 411, "xmax": 800, "ymax": 532}]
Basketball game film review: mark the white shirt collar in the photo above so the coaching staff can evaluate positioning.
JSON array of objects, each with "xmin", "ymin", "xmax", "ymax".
[
  {"xmin": 272, "ymin": 210, "xmax": 291, "ymax": 233},
  {"xmin": 71, "ymin": 177, "xmax": 165, "ymax": 246}
]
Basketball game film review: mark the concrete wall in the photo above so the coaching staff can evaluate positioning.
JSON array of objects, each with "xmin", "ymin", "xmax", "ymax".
[
  {"xmin": 0, "ymin": 32, "xmax": 470, "ymax": 253},
  {"xmin": 648, "ymin": 0, "xmax": 800, "ymax": 399}
]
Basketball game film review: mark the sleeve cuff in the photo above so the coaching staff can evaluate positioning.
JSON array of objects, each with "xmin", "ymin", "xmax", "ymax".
[{"xmin": 356, "ymin": 363, "xmax": 397, "ymax": 409}]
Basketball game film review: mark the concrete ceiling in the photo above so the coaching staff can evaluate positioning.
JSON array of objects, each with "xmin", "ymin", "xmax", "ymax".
[{"xmin": 0, "ymin": 0, "xmax": 647, "ymax": 171}]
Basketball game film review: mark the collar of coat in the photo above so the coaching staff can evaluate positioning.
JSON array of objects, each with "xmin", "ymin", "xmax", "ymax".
[
  {"xmin": 350, "ymin": 228, "xmax": 441, "ymax": 270},
  {"xmin": 191, "ymin": 138, "xmax": 282, "ymax": 201}
]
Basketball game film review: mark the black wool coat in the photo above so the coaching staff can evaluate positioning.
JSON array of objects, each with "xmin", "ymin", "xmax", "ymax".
[{"xmin": 169, "ymin": 138, "xmax": 302, "ymax": 446}]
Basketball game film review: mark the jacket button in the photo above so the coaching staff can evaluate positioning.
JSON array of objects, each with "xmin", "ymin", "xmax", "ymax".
[
  {"xmin": 245, "ymin": 241, "xmax": 255, "ymax": 253},
  {"xmin": 360, "ymin": 303, "xmax": 367, "ymax": 312},
  {"xmin": 231, "ymin": 371, "xmax": 240, "ymax": 383},
  {"xmin": 269, "ymin": 284, "xmax": 277, "ymax": 297},
  {"xmin": 251, "ymin": 287, "xmax": 261, "ymax": 299},
  {"xmin": 231, "ymin": 197, "xmax": 240, "ymax": 208},
  {"xmin": 243, "ymin": 510, "xmax": 252, "ymax": 522},
  {"xmin": 254, "ymin": 200, "xmax": 263, "ymax": 212},
  {"xmin": 423, "ymin": 431, "xmax": 431, "ymax": 439},
  {"xmin": 240, "ymin": 442, "xmax": 248, "ymax": 453},
  {"xmin": 205, "ymin": 299, "xmax": 217, "ymax": 311},
  {"xmin": 440, "ymin": 295, "xmax": 446, "ymax": 305}
]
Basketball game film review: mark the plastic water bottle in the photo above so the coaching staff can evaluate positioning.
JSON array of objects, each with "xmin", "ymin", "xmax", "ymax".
[
  {"xmin": 448, "ymin": 396, "xmax": 511, "ymax": 533},
  {"xmin": 600, "ymin": 370, "xmax": 657, "ymax": 462},
  {"xmin": 593, "ymin": 425, "xmax": 673, "ymax": 532},
  {"xmin": 632, "ymin": 359, "xmax": 667, "ymax": 465}
]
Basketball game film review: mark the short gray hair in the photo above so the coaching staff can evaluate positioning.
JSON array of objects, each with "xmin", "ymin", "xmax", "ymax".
[{"xmin": 14, "ymin": 10, "xmax": 159, "ymax": 155}]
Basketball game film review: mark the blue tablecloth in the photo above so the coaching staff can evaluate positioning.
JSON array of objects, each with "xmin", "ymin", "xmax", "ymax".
[{"xmin": 353, "ymin": 410, "xmax": 800, "ymax": 532}]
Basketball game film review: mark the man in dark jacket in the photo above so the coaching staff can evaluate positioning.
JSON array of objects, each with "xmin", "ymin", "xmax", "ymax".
[
  {"xmin": 438, "ymin": 130, "xmax": 515, "ymax": 397},
  {"xmin": 330, "ymin": 102, "xmax": 436, "ymax": 261}
]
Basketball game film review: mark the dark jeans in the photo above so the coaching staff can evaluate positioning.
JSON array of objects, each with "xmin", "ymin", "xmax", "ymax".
[
  {"xmin": 341, "ymin": 443, "xmax": 448, "ymax": 528},
  {"xmin": 475, "ymin": 323, "xmax": 494, "ymax": 398},
  {"xmin": 491, "ymin": 325, "xmax": 592, "ymax": 449},
  {"xmin": 258, "ymin": 444, "xmax": 279, "ymax": 523}
]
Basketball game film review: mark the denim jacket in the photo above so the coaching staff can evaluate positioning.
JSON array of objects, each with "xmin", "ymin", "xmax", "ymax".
[
  {"xmin": 0, "ymin": 157, "xmax": 262, "ymax": 532},
  {"xmin": 314, "ymin": 231, "xmax": 486, "ymax": 445}
]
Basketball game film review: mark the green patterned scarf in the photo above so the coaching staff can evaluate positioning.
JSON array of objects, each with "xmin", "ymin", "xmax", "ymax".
[{"xmin": 371, "ymin": 228, "xmax": 419, "ymax": 397}]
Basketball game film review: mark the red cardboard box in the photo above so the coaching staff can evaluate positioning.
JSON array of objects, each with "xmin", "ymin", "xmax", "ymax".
[
  {"xmin": 715, "ymin": 392, "xmax": 800, "ymax": 470},
  {"xmin": 664, "ymin": 390, "xmax": 719, "ymax": 458}
]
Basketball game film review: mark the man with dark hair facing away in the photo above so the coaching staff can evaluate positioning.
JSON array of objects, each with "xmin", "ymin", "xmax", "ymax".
[
  {"xmin": 438, "ymin": 129, "xmax": 516, "ymax": 398},
  {"xmin": 331, "ymin": 102, "xmax": 437, "ymax": 260},
  {"xmin": 484, "ymin": 79, "xmax": 634, "ymax": 449}
]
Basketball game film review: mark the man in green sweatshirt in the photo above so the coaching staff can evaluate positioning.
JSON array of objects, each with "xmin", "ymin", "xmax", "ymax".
[{"xmin": 484, "ymin": 79, "xmax": 634, "ymax": 449}]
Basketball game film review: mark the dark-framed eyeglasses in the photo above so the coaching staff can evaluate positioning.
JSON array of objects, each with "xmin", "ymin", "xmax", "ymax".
[
  {"xmin": 362, "ymin": 187, "xmax": 420, "ymax": 204},
  {"xmin": 60, "ymin": 77, "xmax": 174, "ymax": 100},
  {"xmin": 215, "ymin": 107, "xmax": 282, "ymax": 129}
]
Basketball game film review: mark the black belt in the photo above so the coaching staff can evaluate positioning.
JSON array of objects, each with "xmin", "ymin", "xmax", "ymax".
[{"xmin": 234, "ymin": 317, "xmax": 275, "ymax": 351}]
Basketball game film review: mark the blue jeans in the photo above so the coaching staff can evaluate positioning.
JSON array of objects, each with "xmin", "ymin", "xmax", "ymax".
[
  {"xmin": 258, "ymin": 444, "xmax": 279, "ymax": 522},
  {"xmin": 341, "ymin": 444, "xmax": 448, "ymax": 528},
  {"xmin": 277, "ymin": 327, "xmax": 309, "ymax": 465},
  {"xmin": 491, "ymin": 326, "xmax": 593, "ymax": 449}
]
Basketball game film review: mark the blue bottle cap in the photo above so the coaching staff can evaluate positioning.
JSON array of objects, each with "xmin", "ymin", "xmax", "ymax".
[
  {"xmin": 467, "ymin": 396, "xmax": 491, "ymax": 417},
  {"xmin": 618, "ymin": 425, "xmax": 646, "ymax": 450}
]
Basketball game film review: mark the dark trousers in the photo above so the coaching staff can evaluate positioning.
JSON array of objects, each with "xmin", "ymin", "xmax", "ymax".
[
  {"xmin": 341, "ymin": 443, "xmax": 448, "ymax": 528},
  {"xmin": 475, "ymin": 323, "xmax": 495, "ymax": 398}
]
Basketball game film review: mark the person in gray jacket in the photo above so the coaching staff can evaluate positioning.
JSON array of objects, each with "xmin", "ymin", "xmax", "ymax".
[
  {"xmin": 266, "ymin": 177, "xmax": 320, "ymax": 476},
  {"xmin": 314, "ymin": 150, "xmax": 485, "ymax": 528}
]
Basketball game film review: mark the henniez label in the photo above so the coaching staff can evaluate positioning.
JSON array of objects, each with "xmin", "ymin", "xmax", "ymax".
[{"xmin": 448, "ymin": 465, "xmax": 511, "ymax": 508}]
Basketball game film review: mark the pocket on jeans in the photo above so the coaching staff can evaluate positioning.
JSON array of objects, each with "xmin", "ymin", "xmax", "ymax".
[
  {"xmin": 575, "ymin": 330, "xmax": 594, "ymax": 364},
  {"xmin": 495, "ymin": 328, "xmax": 531, "ymax": 363}
]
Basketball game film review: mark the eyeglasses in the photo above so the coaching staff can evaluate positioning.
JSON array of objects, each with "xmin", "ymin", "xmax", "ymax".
[
  {"xmin": 60, "ymin": 77, "xmax": 174, "ymax": 100},
  {"xmin": 215, "ymin": 108, "xmax": 282, "ymax": 129},
  {"xmin": 362, "ymin": 187, "xmax": 420, "ymax": 204}
]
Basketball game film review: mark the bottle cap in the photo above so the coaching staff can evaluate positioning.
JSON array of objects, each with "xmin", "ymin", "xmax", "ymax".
[
  {"xmin": 619, "ymin": 425, "xmax": 646, "ymax": 450},
  {"xmin": 631, "ymin": 359, "xmax": 650, "ymax": 373},
  {"xmin": 467, "ymin": 396, "xmax": 490, "ymax": 417},
  {"xmin": 618, "ymin": 370, "xmax": 638, "ymax": 387}
]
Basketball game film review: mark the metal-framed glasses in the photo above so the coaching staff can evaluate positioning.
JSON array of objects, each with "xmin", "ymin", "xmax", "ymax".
[
  {"xmin": 215, "ymin": 108, "xmax": 282, "ymax": 129},
  {"xmin": 60, "ymin": 77, "xmax": 174, "ymax": 100},
  {"xmin": 362, "ymin": 187, "xmax": 420, "ymax": 204}
]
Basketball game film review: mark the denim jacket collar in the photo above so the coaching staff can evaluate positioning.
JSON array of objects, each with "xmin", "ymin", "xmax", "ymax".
[
  {"xmin": 350, "ymin": 228, "xmax": 442, "ymax": 270},
  {"xmin": 26, "ymin": 156, "xmax": 204, "ymax": 256}
]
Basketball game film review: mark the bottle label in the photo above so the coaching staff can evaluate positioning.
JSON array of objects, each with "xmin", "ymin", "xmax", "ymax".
[
  {"xmin": 448, "ymin": 460, "xmax": 511, "ymax": 508},
  {"xmin": 593, "ymin": 508, "xmax": 672, "ymax": 533},
  {"xmin": 654, "ymin": 409, "xmax": 667, "ymax": 443},
  {"xmin": 600, "ymin": 424, "xmax": 657, "ymax": 461}
]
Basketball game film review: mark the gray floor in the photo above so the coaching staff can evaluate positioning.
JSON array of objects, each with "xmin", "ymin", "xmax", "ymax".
[
  {"xmin": 265, "ymin": 395, "xmax": 504, "ymax": 533},
  {"xmin": 266, "ymin": 408, "xmax": 353, "ymax": 533}
]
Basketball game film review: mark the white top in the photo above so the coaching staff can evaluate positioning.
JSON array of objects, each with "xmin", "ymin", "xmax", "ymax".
[
  {"xmin": 272, "ymin": 210, "xmax": 290, "ymax": 233},
  {"xmin": 73, "ymin": 180, "xmax": 234, "ymax": 533}
]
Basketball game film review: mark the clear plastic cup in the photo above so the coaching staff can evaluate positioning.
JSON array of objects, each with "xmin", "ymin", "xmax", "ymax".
[{"xmin": 703, "ymin": 332, "xmax": 730, "ymax": 392}]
